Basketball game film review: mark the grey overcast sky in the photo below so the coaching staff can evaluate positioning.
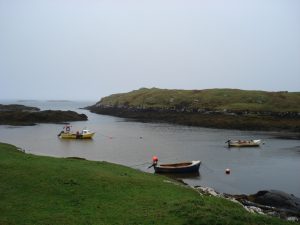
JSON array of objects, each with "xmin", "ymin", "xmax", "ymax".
[{"xmin": 0, "ymin": 0, "xmax": 300, "ymax": 101}]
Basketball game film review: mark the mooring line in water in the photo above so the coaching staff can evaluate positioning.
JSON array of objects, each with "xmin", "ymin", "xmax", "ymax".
[
  {"xmin": 201, "ymin": 162, "xmax": 215, "ymax": 173},
  {"xmin": 94, "ymin": 130, "xmax": 146, "ymax": 140},
  {"xmin": 94, "ymin": 131, "xmax": 115, "ymax": 139},
  {"xmin": 130, "ymin": 162, "xmax": 151, "ymax": 168},
  {"xmin": 130, "ymin": 156, "xmax": 179, "ymax": 168},
  {"xmin": 129, "ymin": 155, "xmax": 177, "ymax": 169}
]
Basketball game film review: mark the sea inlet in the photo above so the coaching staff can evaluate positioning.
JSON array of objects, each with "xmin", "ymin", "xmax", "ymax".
[{"xmin": 0, "ymin": 100, "xmax": 299, "ymax": 197}]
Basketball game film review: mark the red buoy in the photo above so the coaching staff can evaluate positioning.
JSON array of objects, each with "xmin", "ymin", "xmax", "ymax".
[{"xmin": 152, "ymin": 156, "xmax": 158, "ymax": 163}]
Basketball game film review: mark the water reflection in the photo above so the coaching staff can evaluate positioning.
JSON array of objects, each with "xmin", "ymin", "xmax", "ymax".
[{"xmin": 159, "ymin": 171, "xmax": 201, "ymax": 180}]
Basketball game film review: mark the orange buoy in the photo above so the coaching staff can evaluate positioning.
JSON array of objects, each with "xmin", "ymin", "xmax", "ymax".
[
  {"xmin": 152, "ymin": 156, "xmax": 158, "ymax": 163},
  {"xmin": 225, "ymin": 168, "xmax": 231, "ymax": 174}
]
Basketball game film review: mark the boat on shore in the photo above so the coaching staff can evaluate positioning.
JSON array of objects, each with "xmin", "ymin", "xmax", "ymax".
[
  {"xmin": 226, "ymin": 139, "xmax": 261, "ymax": 147},
  {"xmin": 151, "ymin": 159, "xmax": 201, "ymax": 173},
  {"xmin": 58, "ymin": 125, "xmax": 95, "ymax": 139}
]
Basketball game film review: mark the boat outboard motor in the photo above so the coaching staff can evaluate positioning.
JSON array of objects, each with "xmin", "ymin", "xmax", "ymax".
[
  {"xmin": 225, "ymin": 140, "xmax": 231, "ymax": 147},
  {"xmin": 57, "ymin": 131, "xmax": 64, "ymax": 137}
]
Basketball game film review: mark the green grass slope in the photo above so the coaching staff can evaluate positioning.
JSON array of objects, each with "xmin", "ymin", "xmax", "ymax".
[
  {"xmin": 96, "ymin": 88, "xmax": 300, "ymax": 112},
  {"xmin": 0, "ymin": 143, "xmax": 295, "ymax": 225}
]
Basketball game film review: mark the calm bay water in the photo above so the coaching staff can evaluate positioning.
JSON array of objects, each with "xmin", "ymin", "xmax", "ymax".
[{"xmin": 1, "ymin": 100, "xmax": 300, "ymax": 197}]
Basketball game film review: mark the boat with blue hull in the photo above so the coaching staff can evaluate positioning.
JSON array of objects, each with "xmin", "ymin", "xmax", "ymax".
[{"xmin": 153, "ymin": 160, "xmax": 201, "ymax": 173}]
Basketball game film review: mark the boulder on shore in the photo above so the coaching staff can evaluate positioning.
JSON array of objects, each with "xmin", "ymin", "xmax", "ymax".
[{"xmin": 249, "ymin": 190, "xmax": 300, "ymax": 215}]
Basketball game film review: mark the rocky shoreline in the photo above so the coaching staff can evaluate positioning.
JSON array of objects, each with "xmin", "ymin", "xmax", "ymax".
[
  {"xmin": 0, "ymin": 104, "xmax": 88, "ymax": 125},
  {"xmin": 195, "ymin": 187, "xmax": 300, "ymax": 222},
  {"xmin": 86, "ymin": 105, "xmax": 300, "ymax": 133},
  {"xmin": 162, "ymin": 174, "xmax": 300, "ymax": 222}
]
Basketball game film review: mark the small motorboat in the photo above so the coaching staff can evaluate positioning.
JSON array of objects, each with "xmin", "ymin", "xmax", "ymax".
[
  {"xmin": 150, "ymin": 157, "xmax": 201, "ymax": 173},
  {"xmin": 226, "ymin": 139, "xmax": 261, "ymax": 147},
  {"xmin": 58, "ymin": 125, "xmax": 95, "ymax": 139}
]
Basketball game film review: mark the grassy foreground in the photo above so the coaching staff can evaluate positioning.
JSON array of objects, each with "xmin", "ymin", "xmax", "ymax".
[{"xmin": 0, "ymin": 143, "xmax": 294, "ymax": 225}]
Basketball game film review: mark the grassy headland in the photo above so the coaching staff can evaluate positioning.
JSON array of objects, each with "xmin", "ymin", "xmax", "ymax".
[
  {"xmin": 87, "ymin": 88, "xmax": 300, "ymax": 132},
  {"xmin": 0, "ymin": 143, "xmax": 295, "ymax": 225}
]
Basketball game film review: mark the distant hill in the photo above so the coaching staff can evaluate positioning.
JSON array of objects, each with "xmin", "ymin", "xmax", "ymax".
[
  {"xmin": 94, "ymin": 88, "xmax": 300, "ymax": 113},
  {"xmin": 87, "ymin": 88, "xmax": 300, "ymax": 132}
]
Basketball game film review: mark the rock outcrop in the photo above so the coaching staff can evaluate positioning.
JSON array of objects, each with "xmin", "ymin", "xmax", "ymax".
[
  {"xmin": 196, "ymin": 187, "xmax": 300, "ymax": 221},
  {"xmin": 0, "ymin": 104, "xmax": 88, "ymax": 125},
  {"xmin": 249, "ymin": 190, "xmax": 300, "ymax": 215}
]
